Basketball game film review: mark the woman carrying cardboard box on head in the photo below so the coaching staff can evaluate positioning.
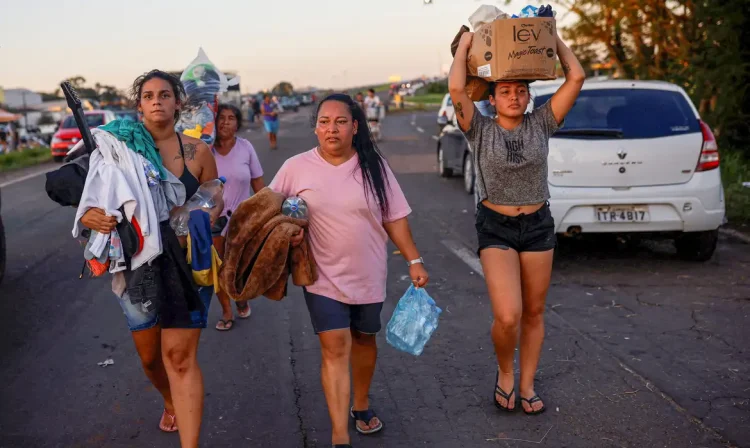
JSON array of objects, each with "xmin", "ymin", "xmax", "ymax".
[{"xmin": 448, "ymin": 28, "xmax": 585, "ymax": 415}]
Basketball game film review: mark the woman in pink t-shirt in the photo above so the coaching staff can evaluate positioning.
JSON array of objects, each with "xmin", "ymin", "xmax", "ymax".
[
  {"xmin": 270, "ymin": 94, "xmax": 428, "ymax": 448},
  {"xmin": 212, "ymin": 104, "xmax": 265, "ymax": 331}
]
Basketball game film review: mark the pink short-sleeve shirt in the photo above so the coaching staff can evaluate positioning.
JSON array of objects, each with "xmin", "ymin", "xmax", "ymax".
[{"xmin": 269, "ymin": 148, "xmax": 411, "ymax": 305}]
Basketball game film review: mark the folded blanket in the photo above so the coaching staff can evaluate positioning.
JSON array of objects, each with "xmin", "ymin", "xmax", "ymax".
[{"xmin": 219, "ymin": 188, "xmax": 317, "ymax": 301}]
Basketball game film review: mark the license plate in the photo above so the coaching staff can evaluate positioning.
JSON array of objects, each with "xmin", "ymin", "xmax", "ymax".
[{"xmin": 595, "ymin": 206, "xmax": 650, "ymax": 223}]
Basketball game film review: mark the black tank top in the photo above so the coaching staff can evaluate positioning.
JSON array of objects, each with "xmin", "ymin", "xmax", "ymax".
[{"xmin": 176, "ymin": 133, "xmax": 200, "ymax": 199}]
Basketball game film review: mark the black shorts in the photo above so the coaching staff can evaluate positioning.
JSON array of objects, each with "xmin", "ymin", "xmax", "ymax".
[
  {"xmin": 303, "ymin": 289, "xmax": 383, "ymax": 335},
  {"xmin": 476, "ymin": 202, "xmax": 556, "ymax": 254}
]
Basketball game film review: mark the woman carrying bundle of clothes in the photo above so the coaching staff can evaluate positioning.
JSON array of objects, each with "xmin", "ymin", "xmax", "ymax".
[
  {"xmin": 73, "ymin": 70, "xmax": 220, "ymax": 448},
  {"xmin": 269, "ymin": 93, "xmax": 429, "ymax": 448}
]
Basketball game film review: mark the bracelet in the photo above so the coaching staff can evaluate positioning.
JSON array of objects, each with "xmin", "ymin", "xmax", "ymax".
[{"xmin": 407, "ymin": 257, "xmax": 424, "ymax": 267}]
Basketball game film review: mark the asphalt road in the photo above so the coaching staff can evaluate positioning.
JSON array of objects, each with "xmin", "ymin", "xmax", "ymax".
[{"xmin": 0, "ymin": 108, "xmax": 748, "ymax": 448}]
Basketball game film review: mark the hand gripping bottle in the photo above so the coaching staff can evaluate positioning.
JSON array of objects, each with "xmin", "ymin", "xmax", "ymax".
[{"xmin": 169, "ymin": 176, "xmax": 227, "ymax": 236}]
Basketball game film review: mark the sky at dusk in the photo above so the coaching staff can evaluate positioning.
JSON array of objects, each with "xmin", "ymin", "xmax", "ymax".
[{"xmin": 1, "ymin": 0, "xmax": 569, "ymax": 94}]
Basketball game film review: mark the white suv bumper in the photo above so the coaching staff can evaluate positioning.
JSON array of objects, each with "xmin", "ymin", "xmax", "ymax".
[{"xmin": 549, "ymin": 171, "xmax": 725, "ymax": 234}]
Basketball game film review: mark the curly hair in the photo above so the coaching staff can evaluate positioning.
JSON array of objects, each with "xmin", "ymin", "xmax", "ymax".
[{"xmin": 130, "ymin": 70, "xmax": 186, "ymax": 121}]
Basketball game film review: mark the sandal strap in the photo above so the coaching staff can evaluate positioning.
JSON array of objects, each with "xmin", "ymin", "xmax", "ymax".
[
  {"xmin": 521, "ymin": 395, "xmax": 542, "ymax": 404},
  {"xmin": 351, "ymin": 408, "xmax": 377, "ymax": 423},
  {"xmin": 495, "ymin": 386, "xmax": 514, "ymax": 400}
]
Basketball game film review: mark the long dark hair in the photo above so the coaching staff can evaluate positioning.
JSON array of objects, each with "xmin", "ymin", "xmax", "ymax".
[
  {"xmin": 130, "ymin": 70, "xmax": 186, "ymax": 122},
  {"xmin": 314, "ymin": 93, "xmax": 391, "ymax": 217}
]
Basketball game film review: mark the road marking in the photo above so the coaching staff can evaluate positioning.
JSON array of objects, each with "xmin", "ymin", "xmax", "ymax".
[
  {"xmin": 416, "ymin": 127, "xmax": 425, "ymax": 133},
  {"xmin": 431, "ymin": 135, "xmax": 439, "ymax": 141},
  {"xmin": 441, "ymin": 240, "xmax": 484, "ymax": 277},
  {"xmin": 0, "ymin": 168, "xmax": 51, "ymax": 188},
  {"xmin": 719, "ymin": 227, "xmax": 750, "ymax": 244}
]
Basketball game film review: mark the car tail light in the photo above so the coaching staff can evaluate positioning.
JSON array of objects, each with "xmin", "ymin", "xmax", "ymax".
[
  {"xmin": 441, "ymin": 111, "xmax": 447, "ymax": 117},
  {"xmin": 696, "ymin": 120, "xmax": 719, "ymax": 171}
]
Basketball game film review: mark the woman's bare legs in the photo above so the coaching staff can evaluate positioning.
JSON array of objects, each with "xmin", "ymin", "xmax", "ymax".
[
  {"xmin": 318, "ymin": 329, "xmax": 353, "ymax": 445},
  {"xmin": 161, "ymin": 328, "xmax": 204, "ymax": 448},
  {"xmin": 518, "ymin": 250, "xmax": 554, "ymax": 413},
  {"xmin": 131, "ymin": 325, "xmax": 176, "ymax": 430},
  {"xmin": 480, "ymin": 248, "xmax": 523, "ymax": 410}
]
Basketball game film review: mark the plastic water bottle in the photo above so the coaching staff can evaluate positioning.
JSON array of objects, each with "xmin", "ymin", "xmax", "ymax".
[
  {"xmin": 386, "ymin": 285, "xmax": 442, "ymax": 356},
  {"xmin": 169, "ymin": 176, "xmax": 226, "ymax": 236},
  {"xmin": 282, "ymin": 196, "xmax": 309, "ymax": 220}
]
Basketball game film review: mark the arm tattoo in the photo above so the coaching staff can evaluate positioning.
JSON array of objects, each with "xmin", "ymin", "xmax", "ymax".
[
  {"xmin": 183, "ymin": 143, "xmax": 198, "ymax": 161},
  {"xmin": 455, "ymin": 101, "xmax": 465, "ymax": 119},
  {"xmin": 561, "ymin": 60, "xmax": 571, "ymax": 75}
]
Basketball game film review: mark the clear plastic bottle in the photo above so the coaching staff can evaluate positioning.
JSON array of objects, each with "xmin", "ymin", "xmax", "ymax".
[
  {"xmin": 281, "ymin": 196, "xmax": 309, "ymax": 220},
  {"xmin": 169, "ymin": 176, "xmax": 226, "ymax": 236}
]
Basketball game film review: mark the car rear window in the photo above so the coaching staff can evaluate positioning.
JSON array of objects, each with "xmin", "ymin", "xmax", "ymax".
[
  {"xmin": 534, "ymin": 88, "xmax": 700, "ymax": 139},
  {"xmin": 61, "ymin": 114, "xmax": 105, "ymax": 129}
]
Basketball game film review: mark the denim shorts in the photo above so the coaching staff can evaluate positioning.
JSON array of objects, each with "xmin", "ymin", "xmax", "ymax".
[
  {"xmin": 116, "ymin": 286, "xmax": 214, "ymax": 332},
  {"xmin": 476, "ymin": 202, "xmax": 556, "ymax": 254},
  {"xmin": 303, "ymin": 289, "xmax": 383, "ymax": 335},
  {"xmin": 264, "ymin": 120, "xmax": 279, "ymax": 134}
]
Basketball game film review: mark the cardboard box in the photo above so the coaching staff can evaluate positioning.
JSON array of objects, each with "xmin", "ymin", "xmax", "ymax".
[{"xmin": 467, "ymin": 17, "xmax": 557, "ymax": 82}]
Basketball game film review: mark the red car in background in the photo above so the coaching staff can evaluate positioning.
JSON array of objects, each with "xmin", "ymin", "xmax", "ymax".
[{"xmin": 50, "ymin": 110, "xmax": 117, "ymax": 162}]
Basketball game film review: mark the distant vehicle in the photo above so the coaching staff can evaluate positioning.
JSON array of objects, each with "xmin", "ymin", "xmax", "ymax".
[
  {"xmin": 50, "ymin": 110, "xmax": 117, "ymax": 162},
  {"xmin": 437, "ymin": 79, "xmax": 725, "ymax": 261},
  {"xmin": 0, "ymin": 187, "xmax": 5, "ymax": 284},
  {"xmin": 437, "ymin": 94, "xmax": 454, "ymax": 131},
  {"xmin": 280, "ymin": 96, "xmax": 299, "ymax": 113}
]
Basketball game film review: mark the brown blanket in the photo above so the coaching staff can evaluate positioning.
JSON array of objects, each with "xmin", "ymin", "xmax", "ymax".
[{"xmin": 219, "ymin": 188, "xmax": 317, "ymax": 301}]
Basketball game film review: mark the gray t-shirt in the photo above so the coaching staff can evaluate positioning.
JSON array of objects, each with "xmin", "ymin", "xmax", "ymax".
[{"xmin": 463, "ymin": 101, "xmax": 562, "ymax": 206}]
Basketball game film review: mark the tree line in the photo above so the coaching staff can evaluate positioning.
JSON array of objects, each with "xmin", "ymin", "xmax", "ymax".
[{"xmin": 557, "ymin": 0, "xmax": 749, "ymax": 155}]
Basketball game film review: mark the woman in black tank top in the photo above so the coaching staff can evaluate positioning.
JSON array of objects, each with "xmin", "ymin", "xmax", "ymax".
[{"xmin": 80, "ymin": 69, "xmax": 218, "ymax": 446}]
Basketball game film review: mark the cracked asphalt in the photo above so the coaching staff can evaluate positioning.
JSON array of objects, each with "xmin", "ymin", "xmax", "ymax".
[{"xmin": 0, "ymin": 108, "xmax": 748, "ymax": 448}]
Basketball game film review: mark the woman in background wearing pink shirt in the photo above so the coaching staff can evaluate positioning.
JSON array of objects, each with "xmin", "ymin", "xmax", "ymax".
[
  {"xmin": 212, "ymin": 104, "xmax": 265, "ymax": 331},
  {"xmin": 270, "ymin": 93, "xmax": 429, "ymax": 448}
]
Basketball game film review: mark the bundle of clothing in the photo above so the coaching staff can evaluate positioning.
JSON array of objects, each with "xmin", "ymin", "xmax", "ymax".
[
  {"xmin": 219, "ymin": 188, "xmax": 317, "ymax": 301},
  {"xmin": 70, "ymin": 121, "xmax": 217, "ymax": 321}
]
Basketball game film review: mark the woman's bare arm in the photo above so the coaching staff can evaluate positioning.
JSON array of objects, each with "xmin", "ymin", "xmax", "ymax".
[
  {"xmin": 448, "ymin": 32, "xmax": 476, "ymax": 132},
  {"xmin": 549, "ymin": 35, "xmax": 586, "ymax": 124}
]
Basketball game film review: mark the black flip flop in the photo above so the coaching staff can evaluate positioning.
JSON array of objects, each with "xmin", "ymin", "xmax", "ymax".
[
  {"xmin": 521, "ymin": 395, "xmax": 546, "ymax": 415},
  {"xmin": 333, "ymin": 445, "xmax": 353, "ymax": 448},
  {"xmin": 215, "ymin": 319, "xmax": 234, "ymax": 331},
  {"xmin": 350, "ymin": 407, "xmax": 384, "ymax": 435},
  {"xmin": 493, "ymin": 370, "xmax": 516, "ymax": 412}
]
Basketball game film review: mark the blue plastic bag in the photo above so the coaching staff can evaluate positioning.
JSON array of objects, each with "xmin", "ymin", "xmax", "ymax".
[{"xmin": 386, "ymin": 285, "xmax": 442, "ymax": 356}]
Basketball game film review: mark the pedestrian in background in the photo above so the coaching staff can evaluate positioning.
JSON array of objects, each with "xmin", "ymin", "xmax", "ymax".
[
  {"xmin": 449, "ymin": 31, "xmax": 585, "ymax": 415},
  {"xmin": 212, "ymin": 103, "xmax": 265, "ymax": 331},
  {"xmin": 262, "ymin": 94, "xmax": 279, "ymax": 149},
  {"xmin": 270, "ymin": 93, "xmax": 428, "ymax": 448}
]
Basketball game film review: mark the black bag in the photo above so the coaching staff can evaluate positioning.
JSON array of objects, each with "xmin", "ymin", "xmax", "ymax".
[{"xmin": 44, "ymin": 154, "xmax": 89, "ymax": 207}]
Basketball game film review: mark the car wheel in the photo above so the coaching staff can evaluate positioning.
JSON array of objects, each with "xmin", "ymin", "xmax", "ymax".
[
  {"xmin": 53, "ymin": 156, "xmax": 64, "ymax": 163},
  {"xmin": 675, "ymin": 229, "xmax": 718, "ymax": 262},
  {"xmin": 463, "ymin": 153, "xmax": 475, "ymax": 194},
  {"xmin": 438, "ymin": 147, "xmax": 453, "ymax": 177},
  {"xmin": 0, "ymin": 215, "xmax": 5, "ymax": 285}
]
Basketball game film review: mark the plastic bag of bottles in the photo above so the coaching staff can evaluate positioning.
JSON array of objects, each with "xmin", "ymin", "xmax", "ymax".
[
  {"xmin": 175, "ymin": 48, "xmax": 239, "ymax": 146},
  {"xmin": 386, "ymin": 285, "xmax": 442, "ymax": 356},
  {"xmin": 169, "ymin": 177, "xmax": 226, "ymax": 236}
]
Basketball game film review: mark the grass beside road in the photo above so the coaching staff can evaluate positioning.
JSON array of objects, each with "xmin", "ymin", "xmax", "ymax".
[
  {"xmin": 721, "ymin": 149, "xmax": 750, "ymax": 226},
  {"xmin": 0, "ymin": 147, "xmax": 52, "ymax": 172},
  {"xmin": 405, "ymin": 93, "xmax": 446, "ymax": 105}
]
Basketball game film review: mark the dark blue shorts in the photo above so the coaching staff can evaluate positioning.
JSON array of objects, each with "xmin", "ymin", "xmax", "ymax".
[{"xmin": 303, "ymin": 289, "xmax": 383, "ymax": 335}]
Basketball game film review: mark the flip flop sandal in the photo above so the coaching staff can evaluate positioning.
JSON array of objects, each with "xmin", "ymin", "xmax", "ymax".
[
  {"xmin": 159, "ymin": 408, "xmax": 178, "ymax": 433},
  {"xmin": 237, "ymin": 303, "xmax": 252, "ymax": 319},
  {"xmin": 350, "ymin": 407, "xmax": 384, "ymax": 435},
  {"xmin": 521, "ymin": 395, "xmax": 546, "ymax": 415},
  {"xmin": 215, "ymin": 319, "xmax": 234, "ymax": 331},
  {"xmin": 493, "ymin": 370, "xmax": 516, "ymax": 412}
]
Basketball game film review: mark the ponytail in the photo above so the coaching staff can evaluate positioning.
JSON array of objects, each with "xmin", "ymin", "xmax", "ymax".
[{"xmin": 314, "ymin": 94, "xmax": 391, "ymax": 217}]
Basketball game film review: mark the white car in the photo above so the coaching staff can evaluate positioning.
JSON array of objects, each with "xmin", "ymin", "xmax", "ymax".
[
  {"xmin": 437, "ymin": 94, "xmax": 455, "ymax": 130},
  {"xmin": 438, "ymin": 79, "xmax": 725, "ymax": 261},
  {"xmin": 535, "ymin": 79, "xmax": 725, "ymax": 261}
]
